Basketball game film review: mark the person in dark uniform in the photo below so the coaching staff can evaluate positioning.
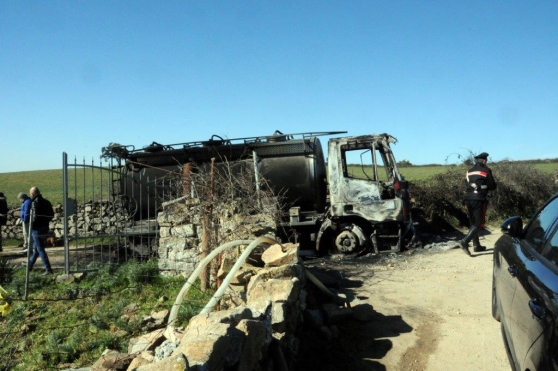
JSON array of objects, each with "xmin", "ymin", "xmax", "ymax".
[{"xmin": 458, "ymin": 152, "xmax": 497, "ymax": 256}]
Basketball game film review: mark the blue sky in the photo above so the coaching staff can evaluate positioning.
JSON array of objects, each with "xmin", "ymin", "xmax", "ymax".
[{"xmin": 1, "ymin": 1, "xmax": 557, "ymax": 173}]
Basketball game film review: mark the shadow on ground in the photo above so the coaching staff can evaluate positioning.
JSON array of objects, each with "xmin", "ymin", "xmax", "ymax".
[{"xmin": 294, "ymin": 264, "xmax": 413, "ymax": 371}]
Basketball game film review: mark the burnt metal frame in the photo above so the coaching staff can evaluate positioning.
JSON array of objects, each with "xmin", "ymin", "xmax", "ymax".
[{"xmin": 123, "ymin": 131, "xmax": 347, "ymax": 155}]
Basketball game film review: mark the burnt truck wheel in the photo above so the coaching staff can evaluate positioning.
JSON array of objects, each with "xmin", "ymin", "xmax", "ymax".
[{"xmin": 334, "ymin": 224, "xmax": 368, "ymax": 254}]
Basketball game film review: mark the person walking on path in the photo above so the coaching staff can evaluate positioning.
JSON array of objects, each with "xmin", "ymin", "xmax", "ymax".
[
  {"xmin": 0, "ymin": 192, "xmax": 8, "ymax": 252},
  {"xmin": 458, "ymin": 152, "xmax": 497, "ymax": 256},
  {"xmin": 18, "ymin": 192, "xmax": 33, "ymax": 253},
  {"xmin": 26, "ymin": 187, "xmax": 53, "ymax": 275}
]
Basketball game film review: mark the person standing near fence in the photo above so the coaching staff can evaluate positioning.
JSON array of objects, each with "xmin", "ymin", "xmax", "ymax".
[
  {"xmin": 0, "ymin": 192, "xmax": 8, "ymax": 252},
  {"xmin": 25, "ymin": 187, "xmax": 53, "ymax": 275},
  {"xmin": 18, "ymin": 192, "xmax": 33, "ymax": 253}
]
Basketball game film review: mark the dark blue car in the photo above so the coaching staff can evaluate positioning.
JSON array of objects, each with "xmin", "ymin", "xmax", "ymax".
[{"xmin": 492, "ymin": 193, "xmax": 558, "ymax": 370}]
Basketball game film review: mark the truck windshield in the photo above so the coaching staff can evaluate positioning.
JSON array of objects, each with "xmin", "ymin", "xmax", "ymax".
[{"xmin": 343, "ymin": 147, "xmax": 390, "ymax": 182}]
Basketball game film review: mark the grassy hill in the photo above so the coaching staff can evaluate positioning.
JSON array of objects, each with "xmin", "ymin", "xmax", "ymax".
[
  {"xmin": 0, "ymin": 170, "xmax": 64, "ymax": 207},
  {"xmin": 0, "ymin": 168, "xmax": 103, "ymax": 208}
]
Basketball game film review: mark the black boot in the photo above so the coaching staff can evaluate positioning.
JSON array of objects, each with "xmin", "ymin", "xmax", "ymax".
[
  {"xmin": 458, "ymin": 226, "xmax": 477, "ymax": 257},
  {"xmin": 458, "ymin": 240, "xmax": 471, "ymax": 256},
  {"xmin": 473, "ymin": 235, "xmax": 486, "ymax": 252}
]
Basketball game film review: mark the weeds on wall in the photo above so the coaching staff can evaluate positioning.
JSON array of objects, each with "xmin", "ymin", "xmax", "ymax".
[{"xmin": 174, "ymin": 157, "xmax": 284, "ymax": 291}]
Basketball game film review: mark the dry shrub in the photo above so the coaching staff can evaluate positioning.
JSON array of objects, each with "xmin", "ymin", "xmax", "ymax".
[
  {"xmin": 411, "ymin": 162, "xmax": 558, "ymax": 231},
  {"xmin": 178, "ymin": 158, "xmax": 283, "ymax": 290},
  {"xmin": 489, "ymin": 161, "xmax": 558, "ymax": 219},
  {"xmin": 411, "ymin": 166, "xmax": 468, "ymax": 232}
]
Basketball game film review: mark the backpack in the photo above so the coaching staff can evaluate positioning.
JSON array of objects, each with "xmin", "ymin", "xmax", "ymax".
[
  {"xmin": 42, "ymin": 198, "xmax": 55, "ymax": 223},
  {"xmin": 33, "ymin": 197, "xmax": 54, "ymax": 225},
  {"xmin": 0, "ymin": 197, "xmax": 7, "ymax": 226}
]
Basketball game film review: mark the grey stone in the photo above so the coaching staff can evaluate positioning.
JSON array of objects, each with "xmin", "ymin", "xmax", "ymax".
[{"xmin": 154, "ymin": 340, "xmax": 179, "ymax": 361}]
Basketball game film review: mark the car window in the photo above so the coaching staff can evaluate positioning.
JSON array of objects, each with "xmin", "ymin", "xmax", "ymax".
[
  {"xmin": 542, "ymin": 226, "xmax": 558, "ymax": 267},
  {"xmin": 524, "ymin": 196, "xmax": 558, "ymax": 253}
]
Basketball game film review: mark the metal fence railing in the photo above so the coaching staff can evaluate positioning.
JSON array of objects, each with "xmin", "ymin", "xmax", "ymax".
[{"xmin": 62, "ymin": 152, "xmax": 167, "ymax": 274}]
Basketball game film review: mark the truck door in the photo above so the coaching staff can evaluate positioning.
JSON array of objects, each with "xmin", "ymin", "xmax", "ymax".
[{"xmin": 328, "ymin": 138, "xmax": 401, "ymax": 223}]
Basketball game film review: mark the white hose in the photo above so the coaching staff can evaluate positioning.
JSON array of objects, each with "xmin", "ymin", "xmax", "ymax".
[
  {"xmin": 166, "ymin": 236, "xmax": 348, "ymax": 336},
  {"xmin": 200, "ymin": 236, "xmax": 278, "ymax": 315},
  {"xmin": 304, "ymin": 268, "xmax": 351, "ymax": 306},
  {"xmin": 167, "ymin": 239, "xmax": 254, "ymax": 330}
]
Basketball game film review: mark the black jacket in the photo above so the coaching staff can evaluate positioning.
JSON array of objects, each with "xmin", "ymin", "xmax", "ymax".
[
  {"xmin": 0, "ymin": 197, "xmax": 7, "ymax": 226},
  {"xmin": 464, "ymin": 162, "xmax": 497, "ymax": 201},
  {"xmin": 31, "ymin": 195, "xmax": 50, "ymax": 230}
]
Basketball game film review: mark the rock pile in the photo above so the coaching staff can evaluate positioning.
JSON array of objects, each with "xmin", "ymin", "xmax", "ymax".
[
  {"xmin": 81, "ymin": 242, "xmax": 377, "ymax": 370},
  {"xmin": 86, "ymin": 242, "xmax": 305, "ymax": 370}
]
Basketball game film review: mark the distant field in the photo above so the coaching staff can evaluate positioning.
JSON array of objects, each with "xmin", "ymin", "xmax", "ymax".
[
  {"xmin": 401, "ymin": 162, "xmax": 557, "ymax": 181},
  {"xmin": 0, "ymin": 167, "xmax": 113, "ymax": 208},
  {"xmin": 532, "ymin": 162, "xmax": 558, "ymax": 175},
  {"xmin": 1, "ymin": 162, "xmax": 557, "ymax": 208},
  {"xmin": 398, "ymin": 165, "xmax": 449, "ymax": 181}
]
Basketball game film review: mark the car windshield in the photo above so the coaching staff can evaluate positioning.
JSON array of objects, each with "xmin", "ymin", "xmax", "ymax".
[
  {"xmin": 524, "ymin": 196, "xmax": 558, "ymax": 252},
  {"xmin": 542, "ymin": 226, "xmax": 558, "ymax": 267}
]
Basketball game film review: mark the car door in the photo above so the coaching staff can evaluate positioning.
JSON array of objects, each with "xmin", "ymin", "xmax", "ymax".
[
  {"xmin": 508, "ymin": 197, "xmax": 558, "ymax": 369},
  {"xmin": 494, "ymin": 233, "xmax": 522, "ymax": 334},
  {"xmin": 539, "ymin": 231, "xmax": 558, "ymax": 370}
]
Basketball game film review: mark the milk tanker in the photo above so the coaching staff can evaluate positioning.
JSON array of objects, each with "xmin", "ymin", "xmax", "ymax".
[{"xmin": 117, "ymin": 130, "xmax": 415, "ymax": 254}]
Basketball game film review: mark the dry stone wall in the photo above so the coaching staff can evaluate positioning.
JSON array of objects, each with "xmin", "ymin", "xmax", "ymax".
[
  {"xmin": 0, "ymin": 201, "xmax": 133, "ymax": 241},
  {"xmin": 81, "ymin": 196, "xmax": 309, "ymax": 369},
  {"xmin": 157, "ymin": 196, "xmax": 277, "ymax": 277}
]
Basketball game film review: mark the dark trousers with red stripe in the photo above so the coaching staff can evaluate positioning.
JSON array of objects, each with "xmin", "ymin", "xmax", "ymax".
[
  {"xmin": 467, "ymin": 200, "xmax": 487, "ymax": 230},
  {"xmin": 463, "ymin": 200, "xmax": 488, "ymax": 247}
]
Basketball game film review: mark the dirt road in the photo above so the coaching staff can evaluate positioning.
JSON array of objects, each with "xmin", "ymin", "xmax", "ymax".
[{"xmin": 300, "ymin": 227, "xmax": 511, "ymax": 371}]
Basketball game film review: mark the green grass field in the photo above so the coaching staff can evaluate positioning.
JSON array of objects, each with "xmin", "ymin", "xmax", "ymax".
[
  {"xmin": 0, "ymin": 167, "xmax": 116, "ymax": 208},
  {"xmin": 400, "ymin": 162, "xmax": 557, "ymax": 181},
  {"xmin": 345, "ymin": 161, "xmax": 557, "ymax": 184},
  {"xmin": 1, "ymin": 161, "xmax": 557, "ymax": 208}
]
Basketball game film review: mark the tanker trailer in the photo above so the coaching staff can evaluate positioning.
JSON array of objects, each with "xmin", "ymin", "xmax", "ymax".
[{"xmin": 119, "ymin": 131, "xmax": 341, "ymax": 221}]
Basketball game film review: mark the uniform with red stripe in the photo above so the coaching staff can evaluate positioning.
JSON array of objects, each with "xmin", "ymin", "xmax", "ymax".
[{"xmin": 458, "ymin": 152, "xmax": 497, "ymax": 255}]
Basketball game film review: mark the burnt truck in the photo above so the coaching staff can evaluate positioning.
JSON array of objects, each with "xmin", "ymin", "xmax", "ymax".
[{"xmin": 116, "ymin": 130, "xmax": 415, "ymax": 254}]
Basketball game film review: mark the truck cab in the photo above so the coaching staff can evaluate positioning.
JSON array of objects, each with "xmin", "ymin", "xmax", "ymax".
[{"xmin": 314, "ymin": 134, "xmax": 414, "ymax": 254}]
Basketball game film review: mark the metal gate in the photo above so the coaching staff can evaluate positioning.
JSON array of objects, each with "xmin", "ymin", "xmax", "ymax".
[{"xmin": 61, "ymin": 152, "xmax": 172, "ymax": 274}]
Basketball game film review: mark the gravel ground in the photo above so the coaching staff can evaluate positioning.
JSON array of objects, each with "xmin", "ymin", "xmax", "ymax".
[{"xmin": 296, "ymin": 226, "xmax": 510, "ymax": 371}]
